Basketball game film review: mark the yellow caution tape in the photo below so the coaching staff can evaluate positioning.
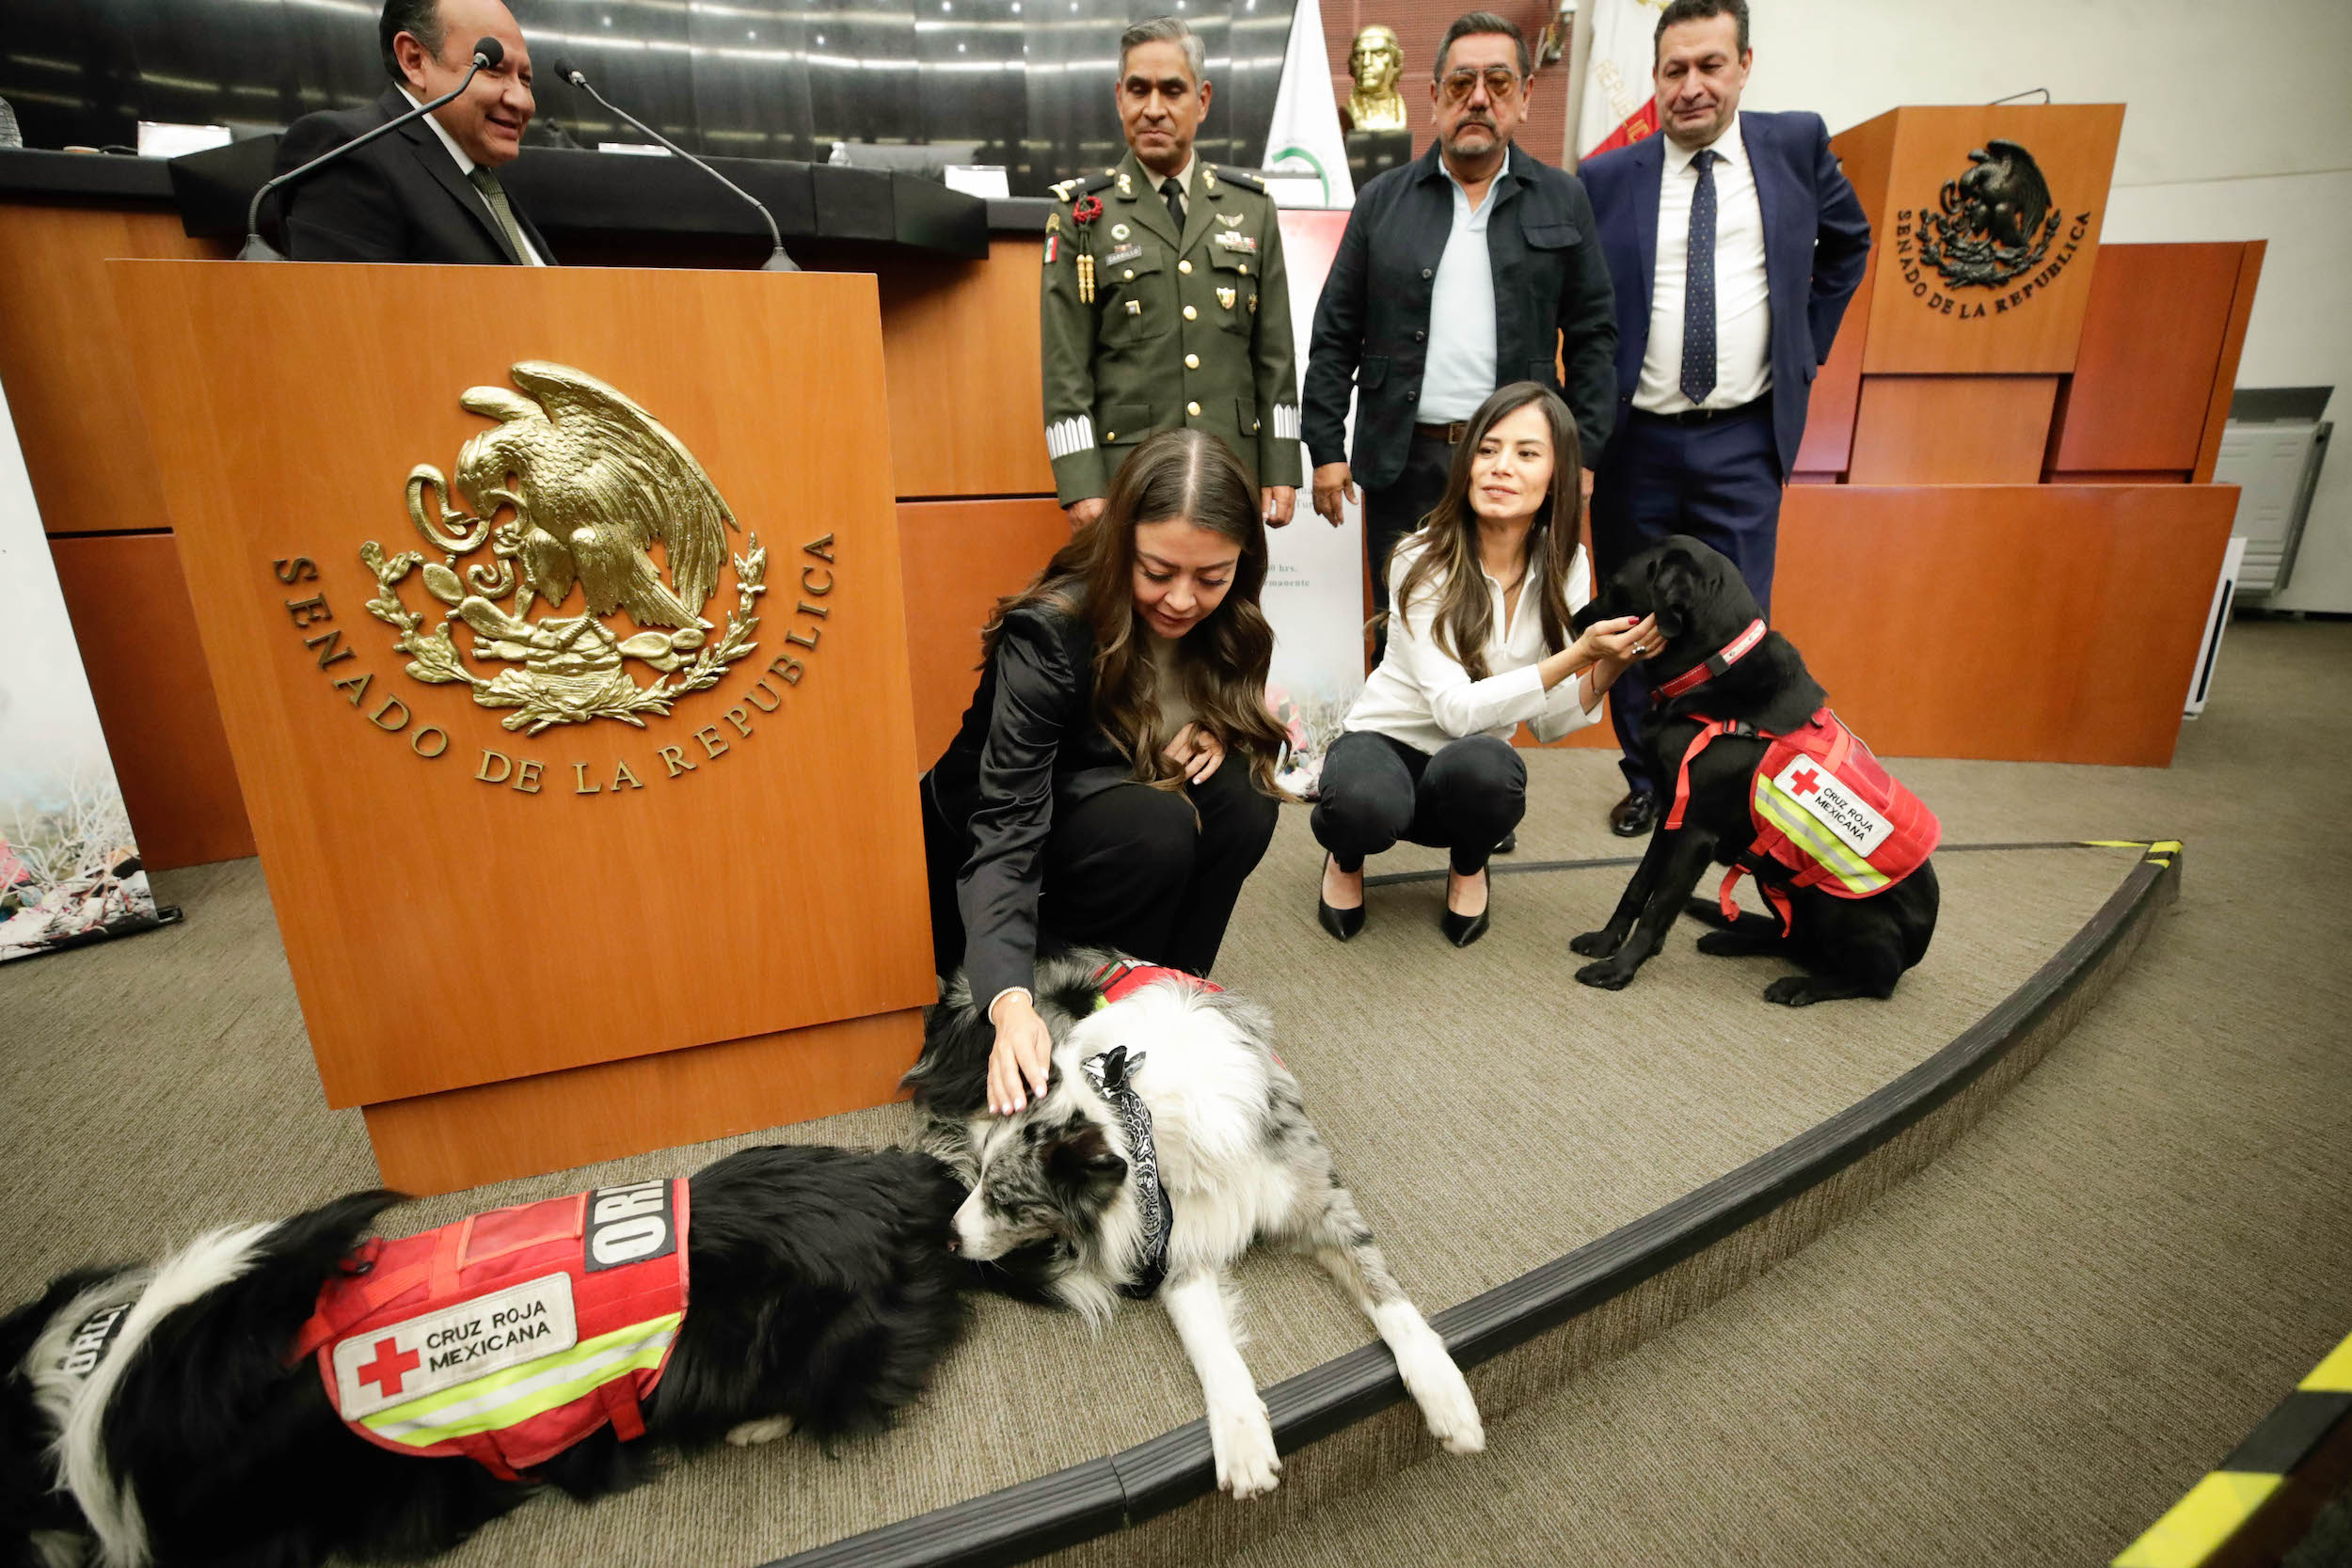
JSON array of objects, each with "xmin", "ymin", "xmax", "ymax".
[{"xmin": 2114, "ymin": 1472, "xmax": 2282, "ymax": 1567}]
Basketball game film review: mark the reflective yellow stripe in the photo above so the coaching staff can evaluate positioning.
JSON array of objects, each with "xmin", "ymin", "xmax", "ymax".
[
  {"xmin": 1752, "ymin": 777, "xmax": 1889, "ymax": 895},
  {"xmin": 359, "ymin": 1312, "xmax": 681, "ymax": 1448},
  {"xmin": 2112, "ymin": 1471, "xmax": 2280, "ymax": 1567}
]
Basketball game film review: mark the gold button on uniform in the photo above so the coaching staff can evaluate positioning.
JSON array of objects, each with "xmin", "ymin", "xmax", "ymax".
[
  {"xmin": 1186, "ymin": 401, "xmax": 1201, "ymax": 416},
  {"xmin": 1183, "ymin": 305, "xmax": 1198, "ymax": 320},
  {"xmin": 1123, "ymin": 269, "xmax": 1135, "ymax": 279},
  {"xmin": 1178, "ymin": 260, "xmax": 1192, "ymax": 275},
  {"xmin": 1184, "ymin": 353, "xmax": 1200, "ymax": 369},
  {"xmin": 1238, "ymin": 263, "xmax": 1248, "ymax": 275}
]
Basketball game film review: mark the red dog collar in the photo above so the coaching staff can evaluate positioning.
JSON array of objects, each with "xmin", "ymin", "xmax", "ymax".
[{"xmin": 1657, "ymin": 618, "xmax": 1765, "ymax": 701}]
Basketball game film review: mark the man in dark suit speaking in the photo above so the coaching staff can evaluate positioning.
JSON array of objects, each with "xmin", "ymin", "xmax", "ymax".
[
  {"xmin": 275, "ymin": 0, "xmax": 551, "ymax": 264},
  {"xmin": 1579, "ymin": 0, "xmax": 1868, "ymax": 836}
]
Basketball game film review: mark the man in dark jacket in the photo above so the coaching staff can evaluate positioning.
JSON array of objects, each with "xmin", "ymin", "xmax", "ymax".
[
  {"xmin": 274, "ymin": 0, "xmax": 551, "ymax": 264},
  {"xmin": 1302, "ymin": 12, "xmax": 1616, "ymax": 644},
  {"xmin": 1578, "ymin": 0, "xmax": 1869, "ymax": 834}
]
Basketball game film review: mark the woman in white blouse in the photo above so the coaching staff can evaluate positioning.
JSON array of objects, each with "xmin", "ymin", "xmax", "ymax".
[{"xmin": 1314, "ymin": 383, "xmax": 1653, "ymax": 947}]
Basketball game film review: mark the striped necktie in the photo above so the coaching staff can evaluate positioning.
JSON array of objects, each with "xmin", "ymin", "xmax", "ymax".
[{"xmin": 469, "ymin": 166, "xmax": 536, "ymax": 265}]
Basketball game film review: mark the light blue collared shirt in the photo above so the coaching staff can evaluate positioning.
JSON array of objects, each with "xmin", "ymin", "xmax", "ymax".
[{"xmin": 1415, "ymin": 159, "xmax": 1512, "ymax": 423}]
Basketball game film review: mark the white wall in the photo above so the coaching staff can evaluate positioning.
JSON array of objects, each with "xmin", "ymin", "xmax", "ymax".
[{"xmin": 1712, "ymin": 0, "xmax": 2352, "ymax": 609}]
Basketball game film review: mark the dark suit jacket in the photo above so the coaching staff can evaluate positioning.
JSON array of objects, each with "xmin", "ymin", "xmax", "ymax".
[
  {"xmin": 925, "ymin": 598, "xmax": 1134, "ymax": 1006},
  {"xmin": 274, "ymin": 87, "xmax": 556, "ymax": 265},
  {"xmin": 1578, "ymin": 111, "xmax": 1870, "ymax": 480},
  {"xmin": 1302, "ymin": 141, "xmax": 1618, "ymax": 491}
]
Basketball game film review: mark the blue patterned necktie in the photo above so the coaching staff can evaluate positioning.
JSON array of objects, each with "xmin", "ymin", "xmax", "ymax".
[{"xmin": 1680, "ymin": 148, "xmax": 1719, "ymax": 406}]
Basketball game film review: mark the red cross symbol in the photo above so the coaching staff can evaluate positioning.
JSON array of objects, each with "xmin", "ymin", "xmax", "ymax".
[
  {"xmin": 357, "ymin": 1337, "xmax": 421, "ymax": 1398},
  {"xmin": 1788, "ymin": 767, "xmax": 1823, "ymax": 799}
]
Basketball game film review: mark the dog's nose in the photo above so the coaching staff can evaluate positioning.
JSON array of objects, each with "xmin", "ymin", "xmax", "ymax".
[{"xmin": 945, "ymin": 1231, "xmax": 961, "ymax": 1253}]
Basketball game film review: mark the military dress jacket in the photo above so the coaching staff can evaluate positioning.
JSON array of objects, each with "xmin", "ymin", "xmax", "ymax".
[{"xmin": 1040, "ymin": 150, "xmax": 1303, "ymax": 505}]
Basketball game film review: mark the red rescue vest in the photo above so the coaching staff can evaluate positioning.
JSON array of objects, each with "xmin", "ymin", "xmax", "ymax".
[
  {"xmin": 1092, "ymin": 958, "xmax": 1221, "ymax": 1006},
  {"xmin": 288, "ymin": 1180, "xmax": 689, "ymax": 1481},
  {"xmin": 1665, "ymin": 706, "xmax": 1940, "ymax": 934}
]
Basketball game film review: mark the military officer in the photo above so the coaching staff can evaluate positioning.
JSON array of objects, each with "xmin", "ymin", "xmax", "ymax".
[{"xmin": 1041, "ymin": 16, "xmax": 1304, "ymax": 530}]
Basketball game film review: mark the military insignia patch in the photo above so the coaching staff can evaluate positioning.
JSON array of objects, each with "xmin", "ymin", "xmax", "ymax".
[
  {"xmin": 1111, "ymin": 223, "xmax": 1130, "ymax": 241},
  {"xmin": 1044, "ymin": 234, "xmax": 1059, "ymax": 264},
  {"xmin": 1124, "ymin": 299, "xmax": 1142, "ymax": 315},
  {"xmin": 1217, "ymin": 213, "xmax": 1243, "ymax": 228},
  {"xmin": 1104, "ymin": 244, "xmax": 1143, "ymax": 268},
  {"xmin": 1213, "ymin": 231, "xmax": 1258, "ymax": 254},
  {"xmin": 1216, "ymin": 286, "xmax": 1236, "ymax": 309}
]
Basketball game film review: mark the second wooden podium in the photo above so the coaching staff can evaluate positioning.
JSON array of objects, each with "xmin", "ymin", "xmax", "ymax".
[{"xmin": 110, "ymin": 261, "xmax": 934, "ymax": 1194}]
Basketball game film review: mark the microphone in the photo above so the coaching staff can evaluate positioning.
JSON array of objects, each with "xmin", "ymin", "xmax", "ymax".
[
  {"xmin": 243, "ymin": 38, "xmax": 506, "ymax": 261},
  {"xmin": 552, "ymin": 58, "xmax": 799, "ymax": 272}
]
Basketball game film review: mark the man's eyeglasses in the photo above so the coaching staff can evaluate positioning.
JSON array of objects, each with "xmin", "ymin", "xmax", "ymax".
[{"xmin": 1439, "ymin": 66, "xmax": 1523, "ymax": 103}]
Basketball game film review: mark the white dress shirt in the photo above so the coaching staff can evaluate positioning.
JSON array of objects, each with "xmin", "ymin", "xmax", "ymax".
[
  {"xmin": 397, "ymin": 86, "xmax": 546, "ymax": 266},
  {"xmin": 1634, "ymin": 116, "xmax": 1767, "ymax": 413},
  {"xmin": 1415, "ymin": 161, "xmax": 1512, "ymax": 423},
  {"xmin": 1344, "ymin": 534, "xmax": 1605, "ymax": 752}
]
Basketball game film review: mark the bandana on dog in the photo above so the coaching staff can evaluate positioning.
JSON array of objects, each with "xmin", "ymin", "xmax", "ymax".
[{"xmin": 1083, "ymin": 1046, "xmax": 1172, "ymax": 1300}]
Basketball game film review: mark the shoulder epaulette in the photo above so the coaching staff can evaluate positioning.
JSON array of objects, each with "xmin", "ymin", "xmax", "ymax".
[
  {"xmin": 1211, "ymin": 165, "xmax": 1266, "ymax": 193},
  {"xmin": 1048, "ymin": 171, "xmax": 1118, "ymax": 204}
]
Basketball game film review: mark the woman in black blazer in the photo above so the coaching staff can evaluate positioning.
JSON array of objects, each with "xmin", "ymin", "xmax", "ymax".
[{"xmin": 922, "ymin": 430, "xmax": 1287, "ymax": 1117}]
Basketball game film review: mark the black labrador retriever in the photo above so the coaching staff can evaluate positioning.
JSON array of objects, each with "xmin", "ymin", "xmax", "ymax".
[{"xmin": 1568, "ymin": 537, "xmax": 1940, "ymax": 1005}]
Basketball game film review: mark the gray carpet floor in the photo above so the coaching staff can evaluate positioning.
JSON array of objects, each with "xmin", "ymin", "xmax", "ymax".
[
  {"xmin": 1224, "ymin": 616, "xmax": 2352, "ymax": 1568},
  {"xmin": 2, "ymin": 621, "xmax": 2335, "ymax": 1566}
]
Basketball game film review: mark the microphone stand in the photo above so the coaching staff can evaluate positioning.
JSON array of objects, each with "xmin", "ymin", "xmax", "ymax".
[
  {"xmin": 559, "ymin": 68, "xmax": 799, "ymax": 272},
  {"xmin": 241, "ymin": 52, "xmax": 496, "ymax": 261}
]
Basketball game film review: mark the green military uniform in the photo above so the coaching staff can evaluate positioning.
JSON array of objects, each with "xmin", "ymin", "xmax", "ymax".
[{"xmin": 1040, "ymin": 150, "xmax": 1302, "ymax": 506}]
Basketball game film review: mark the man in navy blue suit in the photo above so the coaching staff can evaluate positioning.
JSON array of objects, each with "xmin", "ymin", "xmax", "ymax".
[{"xmin": 1579, "ymin": 0, "xmax": 1869, "ymax": 835}]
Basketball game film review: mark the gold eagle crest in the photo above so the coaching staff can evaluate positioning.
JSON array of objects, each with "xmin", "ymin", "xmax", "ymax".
[{"xmin": 359, "ymin": 362, "xmax": 770, "ymax": 735}]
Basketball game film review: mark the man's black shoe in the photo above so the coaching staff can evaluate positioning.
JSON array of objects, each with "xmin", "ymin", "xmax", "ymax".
[
  {"xmin": 1609, "ymin": 790, "xmax": 1659, "ymax": 837},
  {"xmin": 1493, "ymin": 830, "xmax": 1517, "ymax": 854}
]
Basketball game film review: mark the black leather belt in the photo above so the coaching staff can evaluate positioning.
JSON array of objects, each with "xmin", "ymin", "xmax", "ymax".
[{"xmin": 1631, "ymin": 395, "xmax": 1770, "ymax": 427}]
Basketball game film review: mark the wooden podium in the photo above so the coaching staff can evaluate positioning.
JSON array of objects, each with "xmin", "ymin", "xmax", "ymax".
[{"xmin": 108, "ymin": 261, "xmax": 934, "ymax": 1194}]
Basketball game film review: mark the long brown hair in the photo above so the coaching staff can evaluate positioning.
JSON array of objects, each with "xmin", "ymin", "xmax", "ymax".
[
  {"xmin": 1391, "ymin": 381, "xmax": 1583, "ymax": 681},
  {"xmin": 981, "ymin": 430, "xmax": 1289, "ymax": 795}
]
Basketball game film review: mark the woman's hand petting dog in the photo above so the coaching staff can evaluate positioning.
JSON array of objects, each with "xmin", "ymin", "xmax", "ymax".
[
  {"xmin": 988, "ymin": 990, "xmax": 1055, "ymax": 1116},
  {"xmin": 1165, "ymin": 722, "xmax": 1225, "ymax": 784},
  {"xmin": 1575, "ymin": 612, "xmax": 1658, "ymax": 673}
]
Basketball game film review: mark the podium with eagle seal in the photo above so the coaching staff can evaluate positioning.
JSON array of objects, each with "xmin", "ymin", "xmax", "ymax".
[{"xmin": 107, "ymin": 261, "xmax": 933, "ymax": 1194}]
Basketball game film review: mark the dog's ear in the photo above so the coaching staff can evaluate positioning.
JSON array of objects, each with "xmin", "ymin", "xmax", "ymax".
[
  {"xmin": 1046, "ymin": 1123, "xmax": 1127, "ymax": 1193},
  {"xmin": 1649, "ymin": 545, "xmax": 1703, "ymax": 640}
]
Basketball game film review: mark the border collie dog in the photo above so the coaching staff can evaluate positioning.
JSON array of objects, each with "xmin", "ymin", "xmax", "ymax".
[
  {"xmin": 908, "ymin": 950, "xmax": 1484, "ymax": 1499},
  {"xmin": 0, "ymin": 1144, "xmax": 970, "ymax": 1568}
]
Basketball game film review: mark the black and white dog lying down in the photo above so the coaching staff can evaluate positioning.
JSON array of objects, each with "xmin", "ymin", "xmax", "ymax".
[
  {"xmin": 907, "ymin": 950, "xmax": 1485, "ymax": 1499},
  {"xmin": 1568, "ymin": 535, "xmax": 1941, "ymax": 1004},
  {"xmin": 1, "ymin": 1144, "xmax": 971, "ymax": 1568}
]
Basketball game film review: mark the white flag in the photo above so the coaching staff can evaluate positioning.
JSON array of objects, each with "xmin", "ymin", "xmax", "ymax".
[
  {"xmin": 1576, "ymin": 0, "xmax": 1664, "ymax": 160},
  {"xmin": 1259, "ymin": 0, "xmax": 1355, "ymax": 210}
]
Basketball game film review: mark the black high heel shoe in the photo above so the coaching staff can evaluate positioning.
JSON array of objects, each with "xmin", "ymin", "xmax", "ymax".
[
  {"xmin": 1317, "ymin": 853, "xmax": 1365, "ymax": 942},
  {"xmin": 1440, "ymin": 866, "xmax": 1490, "ymax": 948}
]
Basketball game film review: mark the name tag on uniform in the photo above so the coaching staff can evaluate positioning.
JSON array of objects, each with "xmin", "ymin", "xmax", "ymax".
[
  {"xmin": 1103, "ymin": 244, "xmax": 1143, "ymax": 268},
  {"xmin": 1213, "ymin": 230, "xmax": 1257, "ymax": 254}
]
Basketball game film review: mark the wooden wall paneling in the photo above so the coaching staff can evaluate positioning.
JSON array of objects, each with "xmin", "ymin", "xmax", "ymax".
[
  {"xmin": 1773, "ymin": 483, "xmax": 2236, "ymax": 766},
  {"xmin": 363, "ymin": 1008, "xmax": 922, "ymax": 1196},
  {"xmin": 2045, "ymin": 243, "xmax": 2244, "ymax": 475},
  {"xmin": 1860, "ymin": 105, "xmax": 2124, "ymax": 376},
  {"xmin": 0, "ymin": 204, "xmax": 225, "ymax": 535},
  {"xmin": 898, "ymin": 496, "xmax": 1071, "ymax": 768},
  {"xmin": 2193, "ymin": 240, "xmax": 2267, "ymax": 484},
  {"xmin": 1792, "ymin": 259, "xmax": 1873, "ymax": 477},
  {"xmin": 45, "ymin": 533, "xmax": 255, "ymax": 869},
  {"xmin": 873, "ymin": 236, "xmax": 1057, "ymax": 500},
  {"xmin": 110, "ymin": 261, "xmax": 935, "ymax": 1122},
  {"xmin": 1847, "ymin": 374, "xmax": 2058, "ymax": 484}
]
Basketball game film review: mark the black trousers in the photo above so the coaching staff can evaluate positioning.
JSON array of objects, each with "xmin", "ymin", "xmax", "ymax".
[
  {"xmin": 1590, "ymin": 403, "xmax": 1783, "ymax": 794},
  {"xmin": 924, "ymin": 761, "xmax": 1279, "ymax": 983},
  {"xmin": 1311, "ymin": 729, "xmax": 1525, "ymax": 878},
  {"xmin": 1361, "ymin": 434, "xmax": 1456, "ymax": 663}
]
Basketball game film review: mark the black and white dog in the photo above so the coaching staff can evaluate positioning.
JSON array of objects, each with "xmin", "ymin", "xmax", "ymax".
[
  {"xmin": 907, "ymin": 951, "xmax": 1485, "ymax": 1499},
  {"xmin": 1569, "ymin": 536, "xmax": 1941, "ymax": 1004},
  {"xmin": 0, "ymin": 1144, "xmax": 971, "ymax": 1568}
]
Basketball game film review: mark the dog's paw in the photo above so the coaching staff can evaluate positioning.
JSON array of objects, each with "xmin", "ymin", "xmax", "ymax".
[
  {"xmin": 1568, "ymin": 928, "xmax": 1619, "ymax": 958},
  {"xmin": 1762, "ymin": 976, "xmax": 1818, "ymax": 1006},
  {"xmin": 1210, "ymin": 1402, "xmax": 1281, "ymax": 1499},
  {"xmin": 1574, "ymin": 958, "xmax": 1635, "ymax": 990},
  {"xmin": 725, "ymin": 1415, "xmax": 795, "ymax": 1447},
  {"xmin": 1406, "ymin": 1356, "xmax": 1486, "ymax": 1455}
]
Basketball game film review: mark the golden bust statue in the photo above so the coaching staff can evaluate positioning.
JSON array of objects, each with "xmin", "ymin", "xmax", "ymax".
[{"xmin": 1343, "ymin": 25, "xmax": 1407, "ymax": 133}]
